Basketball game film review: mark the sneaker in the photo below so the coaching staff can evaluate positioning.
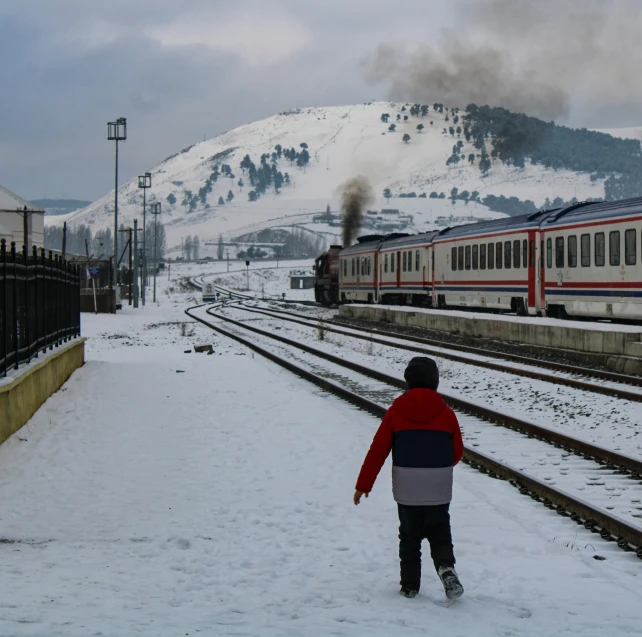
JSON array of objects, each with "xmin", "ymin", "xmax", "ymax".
[
  {"xmin": 437, "ymin": 566, "xmax": 464, "ymax": 600},
  {"xmin": 400, "ymin": 587, "xmax": 419, "ymax": 598}
]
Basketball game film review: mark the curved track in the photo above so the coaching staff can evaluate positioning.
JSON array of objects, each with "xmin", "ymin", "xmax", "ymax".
[{"xmin": 185, "ymin": 301, "xmax": 642, "ymax": 558}]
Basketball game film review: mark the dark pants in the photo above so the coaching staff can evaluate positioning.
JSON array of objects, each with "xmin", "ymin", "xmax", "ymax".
[{"xmin": 397, "ymin": 503, "xmax": 455, "ymax": 591}]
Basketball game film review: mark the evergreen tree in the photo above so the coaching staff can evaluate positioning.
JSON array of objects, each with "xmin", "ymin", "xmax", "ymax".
[
  {"xmin": 421, "ymin": 105, "xmax": 429, "ymax": 117},
  {"xmin": 396, "ymin": 114, "xmax": 401, "ymax": 121},
  {"xmin": 450, "ymin": 187, "xmax": 459, "ymax": 202},
  {"xmin": 456, "ymin": 126, "xmax": 462, "ymax": 136},
  {"xmin": 166, "ymin": 193, "xmax": 177, "ymax": 205},
  {"xmin": 403, "ymin": 115, "xmax": 408, "ymax": 121},
  {"xmin": 468, "ymin": 153, "xmax": 476, "ymax": 164},
  {"xmin": 479, "ymin": 150, "xmax": 491, "ymax": 176},
  {"xmin": 403, "ymin": 133, "xmax": 411, "ymax": 143},
  {"xmin": 227, "ymin": 190, "xmax": 234, "ymax": 202},
  {"xmin": 388, "ymin": 123, "xmax": 396, "ymax": 132},
  {"xmin": 383, "ymin": 187, "xmax": 392, "ymax": 201},
  {"xmin": 380, "ymin": 113, "xmax": 390, "ymax": 123},
  {"xmin": 275, "ymin": 144, "xmax": 282, "ymax": 158},
  {"xmin": 217, "ymin": 235, "xmax": 224, "ymax": 260},
  {"xmin": 248, "ymin": 190, "xmax": 258, "ymax": 202},
  {"xmin": 238, "ymin": 178, "xmax": 244, "ymax": 188},
  {"xmin": 449, "ymin": 126, "xmax": 455, "ymax": 136},
  {"xmin": 417, "ymin": 124, "xmax": 424, "ymax": 132},
  {"xmin": 218, "ymin": 196, "xmax": 225, "ymax": 205}
]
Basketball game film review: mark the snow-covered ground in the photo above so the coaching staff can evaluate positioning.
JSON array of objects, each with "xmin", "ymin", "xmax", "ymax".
[
  {"xmin": 0, "ymin": 265, "xmax": 640, "ymax": 635},
  {"xmin": 198, "ymin": 259, "xmax": 316, "ymax": 301}
]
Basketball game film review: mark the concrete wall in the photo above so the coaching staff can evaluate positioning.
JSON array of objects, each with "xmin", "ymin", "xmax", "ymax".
[
  {"xmin": 0, "ymin": 339, "xmax": 85, "ymax": 446},
  {"xmin": 339, "ymin": 305, "xmax": 642, "ymax": 357}
]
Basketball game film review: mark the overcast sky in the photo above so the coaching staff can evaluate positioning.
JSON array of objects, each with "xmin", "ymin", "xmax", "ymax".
[{"xmin": 2, "ymin": 0, "xmax": 641, "ymax": 202}]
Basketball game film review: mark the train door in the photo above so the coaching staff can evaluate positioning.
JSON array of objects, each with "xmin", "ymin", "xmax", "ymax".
[
  {"xmin": 356, "ymin": 256, "xmax": 361, "ymax": 289},
  {"xmin": 527, "ymin": 230, "xmax": 537, "ymax": 313},
  {"xmin": 396, "ymin": 251, "xmax": 401, "ymax": 287},
  {"xmin": 374, "ymin": 252, "xmax": 379, "ymax": 302},
  {"xmin": 539, "ymin": 233, "xmax": 546, "ymax": 312}
]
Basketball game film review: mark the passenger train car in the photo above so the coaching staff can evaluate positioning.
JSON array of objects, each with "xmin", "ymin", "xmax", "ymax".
[{"xmin": 314, "ymin": 196, "xmax": 642, "ymax": 321}]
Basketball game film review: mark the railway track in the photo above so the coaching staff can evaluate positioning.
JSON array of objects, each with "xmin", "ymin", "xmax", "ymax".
[
  {"xmin": 186, "ymin": 301, "xmax": 642, "ymax": 558},
  {"xmin": 238, "ymin": 302, "xmax": 642, "ymax": 403}
]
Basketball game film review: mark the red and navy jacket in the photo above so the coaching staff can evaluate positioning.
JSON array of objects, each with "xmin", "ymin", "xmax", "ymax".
[{"xmin": 356, "ymin": 389, "xmax": 464, "ymax": 506}]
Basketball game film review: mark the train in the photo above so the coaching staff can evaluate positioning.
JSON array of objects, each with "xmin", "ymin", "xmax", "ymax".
[{"xmin": 314, "ymin": 196, "xmax": 642, "ymax": 320}]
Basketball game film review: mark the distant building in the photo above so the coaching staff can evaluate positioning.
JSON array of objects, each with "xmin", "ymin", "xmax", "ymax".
[
  {"xmin": 289, "ymin": 269, "xmax": 314, "ymax": 290},
  {"xmin": 0, "ymin": 185, "xmax": 45, "ymax": 250}
]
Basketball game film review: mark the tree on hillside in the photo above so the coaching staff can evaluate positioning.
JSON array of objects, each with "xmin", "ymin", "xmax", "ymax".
[
  {"xmin": 404, "ymin": 115, "xmax": 408, "ymax": 121},
  {"xmin": 184, "ymin": 235, "xmax": 193, "ymax": 261},
  {"xmin": 275, "ymin": 144, "xmax": 282, "ymax": 158},
  {"xmin": 383, "ymin": 187, "xmax": 392, "ymax": 201},
  {"xmin": 218, "ymin": 196, "xmax": 225, "ymax": 205},
  {"xmin": 192, "ymin": 236, "xmax": 200, "ymax": 261},
  {"xmin": 403, "ymin": 133, "xmax": 411, "ymax": 143},
  {"xmin": 449, "ymin": 126, "xmax": 455, "ymax": 136},
  {"xmin": 167, "ymin": 193, "xmax": 177, "ymax": 206},
  {"xmin": 479, "ymin": 150, "xmax": 491, "ymax": 176},
  {"xmin": 380, "ymin": 113, "xmax": 390, "ymax": 123},
  {"xmin": 248, "ymin": 190, "xmax": 258, "ymax": 202},
  {"xmin": 468, "ymin": 153, "xmax": 476, "ymax": 164},
  {"xmin": 238, "ymin": 178, "xmax": 244, "ymax": 188},
  {"xmin": 217, "ymin": 235, "xmax": 224, "ymax": 260},
  {"xmin": 421, "ymin": 105, "xmax": 429, "ymax": 117},
  {"xmin": 396, "ymin": 114, "xmax": 401, "ymax": 121},
  {"xmin": 300, "ymin": 142, "xmax": 308, "ymax": 149},
  {"xmin": 450, "ymin": 187, "xmax": 459, "ymax": 203},
  {"xmin": 227, "ymin": 190, "xmax": 234, "ymax": 202},
  {"xmin": 417, "ymin": 124, "xmax": 424, "ymax": 132},
  {"xmin": 456, "ymin": 126, "xmax": 462, "ymax": 136},
  {"xmin": 388, "ymin": 123, "xmax": 396, "ymax": 132}
]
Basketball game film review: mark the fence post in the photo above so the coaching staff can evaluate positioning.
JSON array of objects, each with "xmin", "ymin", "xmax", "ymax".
[
  {"xmin": 11, "ymin": 242, "xmax": 18, "ymax": 369},
  {"xmin": 48, "ymin": 250, "xmax": 54, "ymax": 351},
  {"xmin": 32, "ymin": 245, "xmax": 39, "ymax": 359},
  {"xmin": 1, "ymin": 239, "xmax": 6, "ymax": 377},
  {"xmin": 41, "ymin": 248, "xmax": 47, "ymax": 355}
]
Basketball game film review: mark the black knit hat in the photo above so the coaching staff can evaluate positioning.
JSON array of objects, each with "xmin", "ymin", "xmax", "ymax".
[{"xmin": 404, "ymin": 357, "xmax": 439, "ymax": 390}]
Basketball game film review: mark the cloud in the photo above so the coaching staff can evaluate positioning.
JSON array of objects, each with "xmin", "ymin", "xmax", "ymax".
[{"xmin": 146, "ymin": 10, "xmax": 312, "ymax": 67}]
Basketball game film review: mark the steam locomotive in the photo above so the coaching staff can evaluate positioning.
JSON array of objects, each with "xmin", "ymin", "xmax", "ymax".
[{"xmin": 314, "ymin": 196, "xmax": 642, "ymax": 321}]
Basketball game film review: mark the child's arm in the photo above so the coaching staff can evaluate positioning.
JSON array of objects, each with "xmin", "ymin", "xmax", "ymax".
[{"xmin": 354, "ymin": 410, "xmax": 394, "ymax": 500}]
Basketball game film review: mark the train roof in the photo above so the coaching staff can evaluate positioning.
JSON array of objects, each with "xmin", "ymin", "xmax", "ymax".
[
  {"xmin": 379, "ymin": 231, "xmax": 440, "ymax": 250},
  {"xmin": 542, "ymin": 197, "xmax": 642, "ymax": 226},
  {"xmin": 340, "ymin": 238, "xmax": 386, "ymax": 255}
]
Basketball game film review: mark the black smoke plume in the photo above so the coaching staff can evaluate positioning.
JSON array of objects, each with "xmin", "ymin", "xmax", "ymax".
[
  {"xmin": 338, "ymin": 176, "xmax": 374, "ymax": 247},
  {"xmin": 364, "ymin": 0, "xmax": 642, "ymax": 124}
]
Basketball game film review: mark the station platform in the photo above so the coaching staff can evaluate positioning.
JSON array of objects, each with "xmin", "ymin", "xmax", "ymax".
[{"xmin": 339, "ymin": 304, "xmax": 642, "ymax": 374}]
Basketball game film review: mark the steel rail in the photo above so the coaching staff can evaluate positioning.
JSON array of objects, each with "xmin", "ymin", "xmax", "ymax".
[
  {"xmin": 240, "ymin": 303, "xmax": 642, "ymax": 402},
  {"xmin": 186, "ymin": 303, "xmax": 642, "ymax": 557}
]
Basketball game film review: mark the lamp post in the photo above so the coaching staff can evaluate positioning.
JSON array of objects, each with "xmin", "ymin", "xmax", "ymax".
[
  {"xmin": 107, "ymin": 117, "xmax": 127, "ymax": 296},
  {"xmin": 150, "ymin": 201, "xmax": 161, "ymax": 303},
  {"xmin": 137, "ymin": 172, "xmax": 151, "ymax": 305}
]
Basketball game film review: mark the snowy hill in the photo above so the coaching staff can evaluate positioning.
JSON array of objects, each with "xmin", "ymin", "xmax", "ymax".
[{"xmin": 50, "ymin": 103, "xmax": 637, "ymax": 257}]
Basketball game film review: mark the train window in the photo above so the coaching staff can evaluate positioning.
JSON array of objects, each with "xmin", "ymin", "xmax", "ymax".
[
  {"xmin": 472, "ymin": 245, "xmax": 479, "ymax": 270},
  {"xmin": 568, "ymin": 235, "xmax": 577, "ymax": 268},
  {"xmin": 496, "ymin": 242, "xmax": 502, "ymax": 269},
  {"xmin": 402, "ymin": 251, "xmax": 407, "ymax": 272},
  {"xmin": 625, "ymin": 229, "xmax": 636, "ymax": 265},
  {"xmin": 351, "ymin": 258, "xmax": 355, "ymax": 276},
  {"xmin": 513, "ymin": 239, "xmax": 520, "ymax": 268},
  {"xmin": 480, "ymin": 244, "xmax": 487, "ymax": 270},
  {"xmin": 391, "ymin": 253, "xmax": 396, "ymax": 273},
  {"xmin": 458, "ymin": 246, "xmax": 464, "ymax": 270},
  {"xmin": 555, "ymin": 237, "xmax": 564, "ymax": 268},
  {"xmin": 523, "ymin": 240, "xmax": 527, "ymax": 268},
  {"xmin": 368, "ymin": 257, "xmax": 371, "ymax": 276},
  {"xmin": 529, "ymin": 240, "xmax": 535, "ymax": 267},
  {"xmin": 451, "ymin": 247, "xmax": 457, "ymax": 271},
  {"xmin": 415, "ymin": 250, "xmax": 420, "ymax": 271},
  {"xmin": 465, "ymin": 245, "xmax": 471, "ymax": 270},
  {"xmin": 343, "ymin": 260, "xmax": 347, "ymax": 277},
  {"xmin": 504, "ymin": 241, "xmax": 511, "ymax": 269},
  {"xmin": 595, "ymin": 233, "xmax": 605, "ymax": 266},
  {"xmin": 546, "ymin": 238, "xmax": 552, "ymax": 268},
  {"xmin": 407, "ymin": 251, "xmax": 413, "ymax": 272},
  {"xmin": 488, "ymin": 243, "xmax": 494, "ymax": 269},
  {"xmin": 384, "ymin": 253, "xmax": 388, "ymax": 273},
  {"xmin": 581, "ymin": 234, "xmax": 590, "ymax": 267},
  {"xmin": 609, "ymin": 231, "xmax": 620, "ymax": 266}
]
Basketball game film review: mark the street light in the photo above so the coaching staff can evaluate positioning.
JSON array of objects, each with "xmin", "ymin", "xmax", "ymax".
[
  {"xmin": 138, "ymin": 172, "xmax": 152, "ymax": 305},
  {"xmin": 107, "ymin": 117, "xmax": 127, "ymax": 297},
  {"xmin": 150, "ymin": 201, "xmax": 161, "ymax": 303}
]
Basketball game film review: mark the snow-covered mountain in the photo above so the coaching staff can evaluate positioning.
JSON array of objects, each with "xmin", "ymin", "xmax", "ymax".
[{"xmin": 49, "ymin": 102, "xmax": 642, "ymax": 257}]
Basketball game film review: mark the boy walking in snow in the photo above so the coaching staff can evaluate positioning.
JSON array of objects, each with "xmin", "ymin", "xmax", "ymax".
[{"xmin": 353, "ymin": 357, "xmax": 464, "ymax": 600}]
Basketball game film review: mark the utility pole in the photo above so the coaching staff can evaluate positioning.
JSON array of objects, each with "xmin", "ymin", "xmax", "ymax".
[
  {"xmin": 118, "ymin": 228, "xmax": 133, "ymax": 305},
  {"xmin": 133, "ymin": 219, "xmax": 139, "ymax": 308},
  {"xmin": 246, "ymin": 260, "xmax": 250, "ymax": 291},
  {"xmin": 107, "ymin": 117, "xmax": 127, "ymax": 292},
  {"xmin": 226, "ymin": 250, "xmax": 230, "ymax": 272},
  {"xmin": 137, "ymin": 173, "xmax": 151, "ymax": 306},
  {"xmin": 128, "ymin": 227, "xmax": 133, "ymax": 305},
  {"xmin": 150, "ymin": 202, "xmax": 161, "ymax": 303},
  {"xmin": 62, "ymin": 222, "xmax": 67, "ymax": 259}
]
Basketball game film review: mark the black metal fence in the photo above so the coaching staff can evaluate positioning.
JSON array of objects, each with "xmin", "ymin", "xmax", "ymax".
[{"xmin": 0, "ymin": 239, "xmax": 81, "ymax": 378}]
